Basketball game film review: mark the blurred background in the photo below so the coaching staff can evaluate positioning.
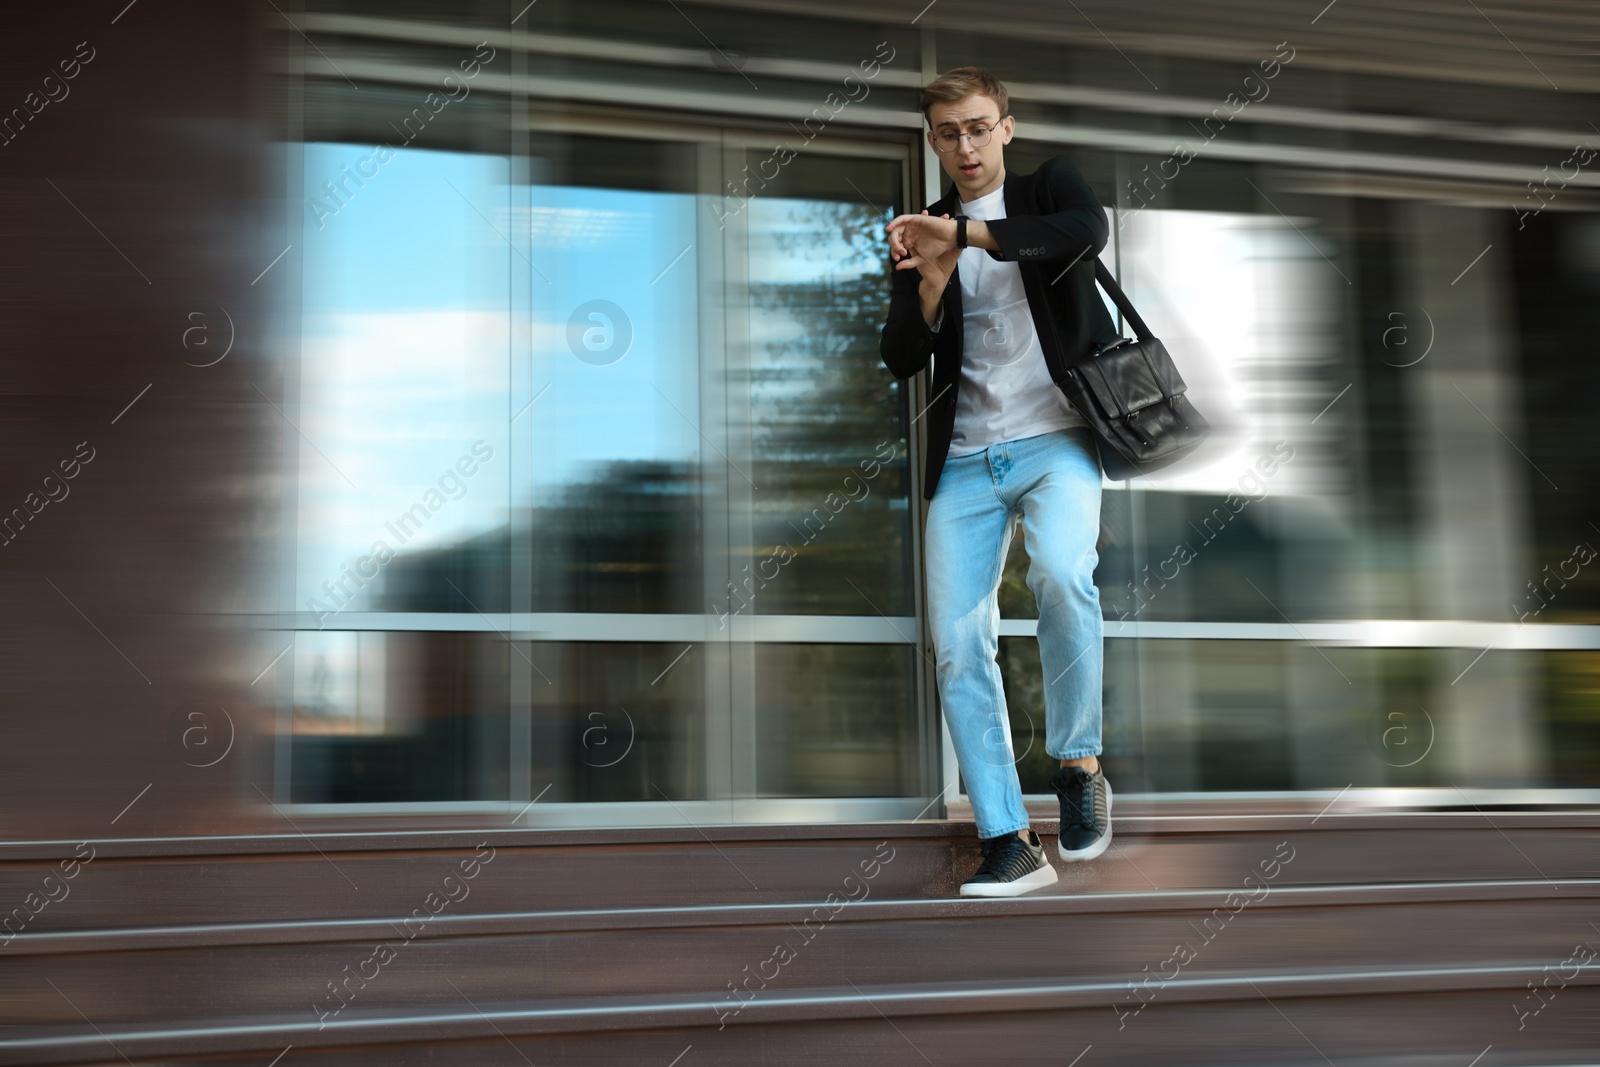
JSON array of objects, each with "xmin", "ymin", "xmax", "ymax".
[{"xmin": 2, "ymin": 1, "xmax": 1598, "ymax": 1062}]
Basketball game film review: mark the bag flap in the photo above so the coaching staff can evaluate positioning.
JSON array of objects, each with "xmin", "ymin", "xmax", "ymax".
[{"xmin": 1077, "ymin": 339, "xmax": 1186, "ymax": 417}]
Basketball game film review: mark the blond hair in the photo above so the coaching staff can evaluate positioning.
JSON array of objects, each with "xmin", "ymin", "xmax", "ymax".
[{"xmin": 918, "ymin": 67, "xmax": 1010, "ymax": 128}]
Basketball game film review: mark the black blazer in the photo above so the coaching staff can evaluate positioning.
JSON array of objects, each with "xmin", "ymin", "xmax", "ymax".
[{"xmin": 878, "ymin": 156, "xmax": 1121, "ymax": 500}]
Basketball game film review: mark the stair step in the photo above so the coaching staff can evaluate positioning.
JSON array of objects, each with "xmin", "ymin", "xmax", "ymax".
[
  {"xmin": 4, "ymin": 881, "xmax": 1596, "ymax": 1031},
  {"xmin": 1, "ymin": 814, "xmax": 1595, "ymax": 931},
  {"xmin": 3, "ymin": 965, "xmax": 1597, "ymax": 1065},
  {"xmin": 2, "ymin": 814, "xmax": 1595, "ymax": 1065}
]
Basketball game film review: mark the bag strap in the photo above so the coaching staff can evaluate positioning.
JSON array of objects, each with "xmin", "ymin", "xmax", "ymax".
[
  {"xmin": 1093, "ymin": 259, "xmax": 1154, "ymax": 343},
  {"xmin": 1089, "ymin": 258, "xmax": 1187, "ymax": 406}
]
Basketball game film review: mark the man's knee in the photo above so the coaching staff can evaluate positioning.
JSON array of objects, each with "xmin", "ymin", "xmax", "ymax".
[
  {"xmin": 929, "ymin": 610, "xmax": 998, "ymax": 661},
  {"xmin": 1028, "ymin": 552, "xmax": 1098, "ymax": 603}
]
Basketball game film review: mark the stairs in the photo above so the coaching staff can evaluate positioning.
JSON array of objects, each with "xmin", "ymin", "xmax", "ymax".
[{"xmin": 2, "ymin": 808, "xmax": 1598, "ymax": 1065}]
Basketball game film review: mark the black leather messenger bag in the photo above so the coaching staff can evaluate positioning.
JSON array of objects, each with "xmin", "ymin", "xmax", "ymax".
[{"xmin": 1052, "ymin": 259, "xmax": 1211, "ymax": 481}]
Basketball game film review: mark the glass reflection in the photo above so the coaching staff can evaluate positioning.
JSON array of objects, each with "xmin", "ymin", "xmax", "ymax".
[
  {"xmin": 290, "ymin": 630, "xmax": 510, "ymax": 803},
  {"xmin": 296, "ymin": 143, "xmax": 511, "ymax": 619},
  {"xmin": 527, "ymin": 642, "xmax": 705, "ymax": 803},
  {"xmin": 997, "ymin": 205, "xmax": 1350, "ymax": 624},
  {"xmin": 525, "ymin": 142, "xmax": 704, "ymax": 615},
  {"xmin": 755, "ymin": 644, "xmax": 919, "ymax": 797},
  {"xmin": 1110, "ymin": 207, "xmax": 1342, "ymax": 624},
  {"xmin": 743, "ymin": 155, "xmax": 915, "ymax": 617}
]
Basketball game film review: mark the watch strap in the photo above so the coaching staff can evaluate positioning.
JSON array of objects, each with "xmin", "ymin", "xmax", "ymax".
[{"xmin": 955, "ymin": 215, "xmax": 968, "ymax": 249}]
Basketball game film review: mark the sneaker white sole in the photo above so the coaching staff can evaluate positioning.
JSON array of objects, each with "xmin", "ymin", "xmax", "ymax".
[
  {"xmin": 1058, "ymin": 777, "xmax": 1112, "ymax": 863},
  {"xmin": 959, "ymin": 860, "xmax": 1058, "ymax": 898}
]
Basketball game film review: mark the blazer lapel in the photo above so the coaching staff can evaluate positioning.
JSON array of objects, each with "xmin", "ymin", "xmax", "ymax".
[
  {"xmin": 929, "ymin": 182, "xmax": 962, "ymax": 354},
  {"xmin": 1000, "ymin": 166, "xmax": 1021, "ymax": 232}
]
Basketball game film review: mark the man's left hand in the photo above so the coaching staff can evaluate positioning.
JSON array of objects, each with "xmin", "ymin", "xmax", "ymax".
[{"xmin": 886, "ymin": 211, "xmax": 958, "ymax": 271}]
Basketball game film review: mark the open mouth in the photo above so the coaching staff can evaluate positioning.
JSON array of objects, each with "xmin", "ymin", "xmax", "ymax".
[{"xmin": 960, "ymin": 163, "xmax": 980, "ymax": 176}]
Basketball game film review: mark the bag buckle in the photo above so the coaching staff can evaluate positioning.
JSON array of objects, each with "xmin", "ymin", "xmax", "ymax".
[
  {"xmin": 1167, "ymin": 394, "xmax": 1191, "ymax": 431},
  {"xmin": 1124, "ymin": 410, "xmax": 1152, "ymax": 447}
]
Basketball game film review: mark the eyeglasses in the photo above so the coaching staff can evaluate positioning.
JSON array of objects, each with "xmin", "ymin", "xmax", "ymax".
[{"xmin": 930, "ymin": 121, "xmax": 1002, "ymax": 153}]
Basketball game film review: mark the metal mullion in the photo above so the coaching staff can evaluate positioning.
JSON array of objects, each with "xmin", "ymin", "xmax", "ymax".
[
  {"xmin": 908, "ymin": 22, "xmax": 953, "ymax": 809},
  {"xmin": 898, "ymin": 126, "xmax": 936, "ymax": 806},
  {"xmin": 254, "ymin": 610, "xmax": 1600, "ymax": 647},
  {"xmin": 716, "ymin": 134, "xmax": 760, "ymax": 813},
  {"xmin": 270, "ymin": 0, "xmax": 310, "ymax": 808},
  {"xmin": 506, "ymin": 0, "xmax": 534, "ymax": 810},
  {"xmin": 917, "ymin": 24, "xmax": 961, "ymax": 814},
  {"xmin": 697, "ymin": 136, "xmax": 736, "ymax": 808}
]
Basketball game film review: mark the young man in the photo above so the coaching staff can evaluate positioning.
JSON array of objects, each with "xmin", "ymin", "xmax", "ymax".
[{"xmin": 879, "ymin": 67, "xmax": 1120, "ymax": 898}]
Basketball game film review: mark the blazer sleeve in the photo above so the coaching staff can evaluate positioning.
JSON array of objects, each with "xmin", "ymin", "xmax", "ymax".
[
  {"xmin": 878, "ymin": 258, "xmax": 943, "ymax": 381},
  {"xmin": 982, "ymin": 156, "xmax": 1109, "ymax": 264}
]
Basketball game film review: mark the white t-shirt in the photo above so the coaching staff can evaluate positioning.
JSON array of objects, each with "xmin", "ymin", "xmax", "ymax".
[{"xmin": 935, "ymin": 184, "xmax": 1084, "ymax": 457}]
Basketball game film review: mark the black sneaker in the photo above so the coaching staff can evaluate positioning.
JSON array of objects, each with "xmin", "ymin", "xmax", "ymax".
[
  {"xmin": 1051, "ymin": 764, "xmax": 1112, "ymax": 862},
  {"xmin": 959, "ymin": 829, "xmax": 1058, "ymax": 898}
]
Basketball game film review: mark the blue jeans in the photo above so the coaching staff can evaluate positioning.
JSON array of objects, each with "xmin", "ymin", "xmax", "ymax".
[{"xmin": 925, "ymin": 427, "xmax": 1104, "ymax": 839}]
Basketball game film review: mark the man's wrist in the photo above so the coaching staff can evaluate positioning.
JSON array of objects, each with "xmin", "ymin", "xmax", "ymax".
[
  {"xmin": 918, "ymin": 278, "xmax": 943, "ymax": 331},
  {"xmin": 963, "ymin": 218, "xmax": 994, "ymax": 252}
]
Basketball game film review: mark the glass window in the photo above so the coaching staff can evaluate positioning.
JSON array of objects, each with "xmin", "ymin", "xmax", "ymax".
[
  {"xmin": 741, "ymin": 152, "xmax": 915, "ymax": 618},
  {"xmin": 527, "ymin": 642, "xmax": 706, "ymax": 803},
  {"xmin": 754, "ymin": 644, "xmax": 920, "ymax": 797},
  {"xmin": 272, "ymin": 0, "xmax": 1600, "ymax": 815},
  {"xmin": 290, "ymin": 630, "xmax": 510, "ymax": 803},
  {"xmin": 295, "ymin": 143, "xmax": 511, "ymax": 621},
  {"xmin": 525, "ymin": 136, "xmax": 705, "ymax": 615},
  {"xmin": 281, "ymin": 77, "xmax": 926, "ymax": 811}
]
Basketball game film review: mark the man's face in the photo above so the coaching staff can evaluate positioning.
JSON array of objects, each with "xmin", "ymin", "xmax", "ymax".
[{"xmin": 926, "ymin": 93, "xmax": 1013, "ymax": 199}]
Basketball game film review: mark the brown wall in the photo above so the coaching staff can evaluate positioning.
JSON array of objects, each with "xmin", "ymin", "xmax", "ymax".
[{"xmin": 0, "ymin": 0, "xmax": 280, "ymax": 840}]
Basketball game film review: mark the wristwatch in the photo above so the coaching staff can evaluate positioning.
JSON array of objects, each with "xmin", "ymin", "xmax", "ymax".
[{"xmin": 955, "ymin": 216, "xmax": 968, "ymax": 249}]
